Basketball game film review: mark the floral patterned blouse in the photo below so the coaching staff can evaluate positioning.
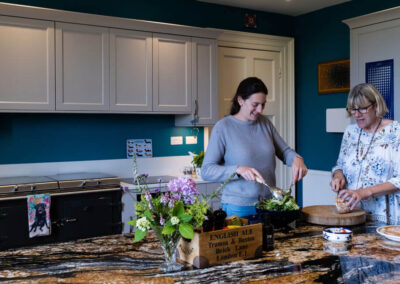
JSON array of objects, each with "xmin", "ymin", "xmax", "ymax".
[{"xmin": 332, "ymin": 121, "xmax": 400, "ymax": 224}]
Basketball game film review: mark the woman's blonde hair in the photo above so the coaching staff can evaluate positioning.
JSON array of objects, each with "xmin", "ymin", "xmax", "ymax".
[{"xmin": 346, "ymin": 83, "xmax": 388, "ymax": 117}]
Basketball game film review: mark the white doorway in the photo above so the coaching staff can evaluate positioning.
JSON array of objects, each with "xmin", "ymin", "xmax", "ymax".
[{"xmin": 216, "ymin": 30, "xmax": 295, "ymax": 192}]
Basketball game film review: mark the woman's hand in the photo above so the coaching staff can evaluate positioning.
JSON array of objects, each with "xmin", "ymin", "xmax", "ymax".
[
  {"xmin": 236, "ymin": 166, "xmax": 263, "ymax": 182},
  {"xmin": 330, "ymin": 170, "xmax": 346, "ymax": 192},
  {"xmin": 338, "ymin": 189, "xmax": 370, "ymax": 210},
  {"xmin": 291, "ymin": 156, "xmax": 308, "ymax": 184}
]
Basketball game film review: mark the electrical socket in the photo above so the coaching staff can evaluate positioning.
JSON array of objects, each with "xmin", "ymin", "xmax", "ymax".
[
  {"xmin": 170, "ymin": 136, "xmax": 183, "ymax": 145},
  {"xmin": 185, "ymin": 136, "xmax": 197, "ymax": 144}
]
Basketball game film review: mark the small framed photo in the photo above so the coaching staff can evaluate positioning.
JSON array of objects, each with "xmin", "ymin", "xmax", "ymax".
[{"xmin": 318, "ymin": 59, "xmax": 350, "ymax": 94}]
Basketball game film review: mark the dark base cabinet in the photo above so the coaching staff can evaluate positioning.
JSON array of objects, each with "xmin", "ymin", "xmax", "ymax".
[{"xmin": 0, "ymin": 190, "xmax": 122, "ymax": 250}]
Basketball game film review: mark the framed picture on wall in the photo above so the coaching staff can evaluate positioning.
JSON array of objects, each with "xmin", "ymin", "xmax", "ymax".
[{"xmin": 318, "ymin": 59, "xmax": 350, "ymax": 94}]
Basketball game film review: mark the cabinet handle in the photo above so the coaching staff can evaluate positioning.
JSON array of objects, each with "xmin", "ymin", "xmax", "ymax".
[
  {"xmin": 195, "ymin": 99, "xmax": 199, "ymax": 117},
  {"xmin": 64, "ymin": 218, "xmax": 77, "ymax": 223},
  {"xmin": 0, "ymin": 212, "xmax": 8, "ymax": 218}
]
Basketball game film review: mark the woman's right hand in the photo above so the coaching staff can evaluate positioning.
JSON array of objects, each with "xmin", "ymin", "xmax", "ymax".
[
  {"xmin": 236, "ymin": 166, "xmax": 263, "ymax": 182},
  {"xmin": 330, "ymin": 170, "xmax": 346, "ymax": 192}
]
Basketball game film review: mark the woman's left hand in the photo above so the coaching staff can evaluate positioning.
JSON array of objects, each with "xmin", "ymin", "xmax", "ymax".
[
  {"xmin": 291, "ymin": 156, "xmax": 308, "ymax": 184},
  {"xmin": 338, "ymin": 189, "xmax": 369, "ymax": 210}
]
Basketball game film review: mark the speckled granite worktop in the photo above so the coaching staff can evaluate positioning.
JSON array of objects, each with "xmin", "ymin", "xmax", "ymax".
[{"xmin": 1, "ymin": 222, "xmax": 399, "ymax": 283}]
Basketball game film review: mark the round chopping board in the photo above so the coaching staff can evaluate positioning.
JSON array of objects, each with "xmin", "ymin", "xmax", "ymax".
[{"xmin": 302, "ymin": 205, "xmax": 366, "ymax": 226}]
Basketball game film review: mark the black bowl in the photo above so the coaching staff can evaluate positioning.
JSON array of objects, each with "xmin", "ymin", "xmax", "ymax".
[{"xmin": 256, "ymin": 208, "xmax": 302, "ymax": 228}]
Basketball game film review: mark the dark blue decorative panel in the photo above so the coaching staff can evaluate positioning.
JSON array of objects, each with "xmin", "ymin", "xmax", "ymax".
[{"xmin": 366, "ymin": 59, "xmax": 394, "ymax": 119}]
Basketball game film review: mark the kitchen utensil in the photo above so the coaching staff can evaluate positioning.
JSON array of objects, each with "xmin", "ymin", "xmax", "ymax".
[
  {"xmin": 255, "ymin": 176, "xmax": 286, "ymax": 200},
  {"xmin": 302, "ymin": 205, "xmax": 366, "ymax": 226},
  {"xmin": 255, "ymin": 176, "xmax": 292, "ymax": 201}
]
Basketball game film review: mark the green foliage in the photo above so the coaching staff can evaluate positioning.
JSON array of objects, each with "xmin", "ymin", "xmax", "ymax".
[
  {"xmin": 255, "ymin": 194, "xmax": 299, "ymax": 211},
  {"xmin": 127, "ymin": 219, "xmax": 137, "ymax": 226},
  {"xmin": 179, "ymin": 223, "xmax": 194, "ymax": 239},
  {"xmin": 186, "ymin": 197, "xmax": 209, "ymax": 228},
  {"xmin": 162, "ymin": 225, "xmax": 175, "ymax": 235},
  {"xmin": 192, "ymin": 151, "xmax": 205, "ymax": 168},
  {"xmin": 134, "ymin": 228, "xmax": 147, "ymax": 242}
]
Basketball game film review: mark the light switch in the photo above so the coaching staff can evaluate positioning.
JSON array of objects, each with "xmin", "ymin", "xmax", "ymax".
[
  {"xmin": 171, "ymin": 136, "xmax": 183, "ymax": 145},
  {"xmin": 185, "ymin": 136, "xmax": 197, "ymax": 144}
]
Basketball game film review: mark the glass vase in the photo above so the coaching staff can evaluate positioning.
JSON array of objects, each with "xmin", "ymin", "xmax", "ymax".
[{"xmin": 152, "ymin": 226, "xmax": 183, "ymax": 272}]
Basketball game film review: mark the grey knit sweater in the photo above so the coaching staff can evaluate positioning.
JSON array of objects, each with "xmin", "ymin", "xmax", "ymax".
[{"xmin": 201, "ymin": 115, "xmax": 297, "ymax": 206}]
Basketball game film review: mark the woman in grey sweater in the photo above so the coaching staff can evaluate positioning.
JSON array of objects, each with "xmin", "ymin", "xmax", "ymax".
[{"xmin": 201, "ymin": 77, "xmax": 308, "ymax": 217}]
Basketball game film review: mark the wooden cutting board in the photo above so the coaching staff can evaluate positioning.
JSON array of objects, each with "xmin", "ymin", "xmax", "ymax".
[{"xmin": 302, "ymin": 205, "xmax": 366, "ymax": 226}]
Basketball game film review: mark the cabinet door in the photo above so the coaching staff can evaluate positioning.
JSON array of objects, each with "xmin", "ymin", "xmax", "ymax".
[
  {"xmin": 153, "ymin": 34, "xmax": 191, "ymax": 113},
  {"xmin": 0, "ymin": 16, "xmax": 55, "ymax": 111},
  {"xmin": 110, "ymin": 29, "xmax": 152, "ymax": 112},
  {"xmin": 175, "ymin": 38, "xmax": 217, "ymax": 126},
  {"xmin": 56, "ymin": 23, "xmax": 109, "ymax": 111},
  {"xmin": 56, "ymin": 191, "xmax": 121, "ymax": 241}
]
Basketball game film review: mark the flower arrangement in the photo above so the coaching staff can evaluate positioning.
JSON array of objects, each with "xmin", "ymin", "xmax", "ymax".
[
  {"xmin": 126, "ymin": 153, "xmax": 236, "ymax": 271},
  {"xmin": 129, "ymin": 176, "xmax": 207, "ymax": 242}
]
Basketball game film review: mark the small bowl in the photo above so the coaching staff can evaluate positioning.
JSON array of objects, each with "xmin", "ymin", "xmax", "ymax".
[{"xmin": 323, "ymin": 227, "xmax": 352, "ymax": 242}]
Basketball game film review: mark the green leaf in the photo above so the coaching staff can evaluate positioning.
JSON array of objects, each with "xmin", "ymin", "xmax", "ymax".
[
  {"xmin": 134, "ymin": 228, "xmax": 147, "ymax": 242},
  {"xmin": 178, "ymin": 213, "xmax": 193, "ymax": 223},
  {"xmin": 173, "ymin": 202, "xmax": 185, "ymax": 216},
  {"xmin": 162, "ymin": 225, "xmax": 175, "ymax": 235},
  {"xmin": 179, "ymin": 223, "xmax": 194, "ymax": 239},
  {"xmin": 165, "ymin": 220, "xmax": 172, "ymax": 227},
  {"xmin": 127, "ymin": 220, "xmax": 137, "ymax": 226},
  {"xmin": 144, "ymin": 209, "xmax": 154, "ymax": 222}
]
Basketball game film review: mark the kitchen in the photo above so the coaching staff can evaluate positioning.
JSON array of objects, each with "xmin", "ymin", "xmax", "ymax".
[{"xmin": 1, "ymin": 0, "xmax": 400, "ymax": 282}]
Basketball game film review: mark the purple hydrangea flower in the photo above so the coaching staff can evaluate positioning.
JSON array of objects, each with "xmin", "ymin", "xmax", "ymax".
[
  {"xmin": 160, "ymin": 214, "xmax": 165, "ymax": 226},
  {"xmin": 168, "ymin": 199, "xmax": 175, "ymax": 208},
  {"xmin": 145, "ymin": 191, "xmax": 152, "ymax": 202},
  {"xmin": 154, "ymin": 187, "xmax": 161, "ymax": 193},
  {"xmin": 167, "ymin": 177, "xmax": 199, "ymax": 205},
  {"xmin": 160, "ymin": 193, "xmax": 169, "ymax": 204}
]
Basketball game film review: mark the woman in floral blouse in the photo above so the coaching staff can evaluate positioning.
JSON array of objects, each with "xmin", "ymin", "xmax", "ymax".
[{"xmin": 331, "ymin": 83, "xmax": 400, "ymax": 224}]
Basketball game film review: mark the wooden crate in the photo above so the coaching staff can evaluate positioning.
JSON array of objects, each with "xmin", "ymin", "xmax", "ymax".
[{"xmin": 177, "ymin": 220, "xmax": 263, "ymax": 268}]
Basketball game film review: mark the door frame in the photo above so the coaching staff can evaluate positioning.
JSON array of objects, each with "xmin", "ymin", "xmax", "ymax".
[{"xmin": 214, "ymin": 29, "xmax": 295, "ymax": 192}]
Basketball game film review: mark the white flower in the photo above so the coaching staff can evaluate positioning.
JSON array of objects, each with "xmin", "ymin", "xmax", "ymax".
[
  {"xmin": 171, "ymin": 216, "xmax": 180, "ymax": 225},
  {"xmin": 136, "ymin": 217, "xmax": 151, "ymax": 231}
]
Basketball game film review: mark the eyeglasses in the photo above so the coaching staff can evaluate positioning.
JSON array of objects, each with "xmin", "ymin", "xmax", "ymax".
[{"xmin": 347, "ymin": 103, "xmax": 375, "ymax": 114}]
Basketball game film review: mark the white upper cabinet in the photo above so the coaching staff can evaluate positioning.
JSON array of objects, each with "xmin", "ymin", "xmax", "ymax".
[
  {"xmin": 175, "ymin": 38, "xmax": 218, "ymax": 126},
  {"xmin": 110, "ymin": 29, "xmax": 152, "ymax": 112},
  {"xmin": 0, "ymin": 16, "xmax": 55, "ymax": 110},
  {"xmin": 0, "ymin": 3, "xmax": 221, "ymax": 113},
  {"xmin": 56, "ymin": 23, "xmax": 110, "ymax": 111},
  {"xmin": 153, "ymin": 34, "xmax": 192, "ymax": 113}
]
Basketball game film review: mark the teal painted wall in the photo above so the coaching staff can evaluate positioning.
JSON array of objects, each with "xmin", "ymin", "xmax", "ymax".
[
  {"xmin": 294, "ymin": 0, "xmax": 400, "ymax": 205},
  {"xmin": 0, "ymin": 0, "xmax": 293, "ymax": 164}
]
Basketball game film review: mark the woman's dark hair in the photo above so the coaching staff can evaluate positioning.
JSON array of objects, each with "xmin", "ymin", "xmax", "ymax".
[{"xmin": 230, "ymin": 77, "xmax": 268, "ymax": 115}]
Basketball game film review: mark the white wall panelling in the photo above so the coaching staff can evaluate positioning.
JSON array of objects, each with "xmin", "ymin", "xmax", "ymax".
[
  {"xmin": 326, "ymin": 108, "xmax": 353, "ymax": 132},
  {"xmin": 302, "ymin": 170, "xmax": 336, "ymax": 207}
]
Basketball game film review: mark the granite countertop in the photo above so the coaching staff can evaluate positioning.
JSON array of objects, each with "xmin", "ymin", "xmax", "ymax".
[{"xmin": 1, "ymin": 222, "xmax": 400, "ymax": 283}]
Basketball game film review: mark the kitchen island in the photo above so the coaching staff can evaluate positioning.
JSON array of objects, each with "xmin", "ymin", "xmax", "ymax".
[{"xmin": 1, "ymin": 222, "xmax": 399, "ymax": 283}]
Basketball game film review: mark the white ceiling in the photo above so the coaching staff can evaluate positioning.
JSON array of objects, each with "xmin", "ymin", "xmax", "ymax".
[{"xmin": 197, "ymin": 0, "xmax": 351, "ymax": 16}]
